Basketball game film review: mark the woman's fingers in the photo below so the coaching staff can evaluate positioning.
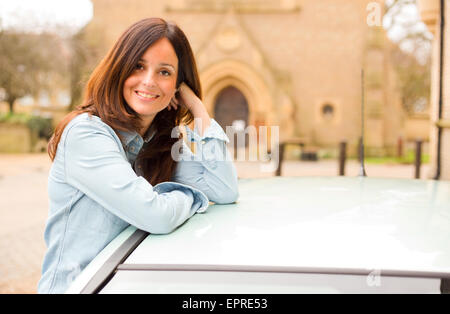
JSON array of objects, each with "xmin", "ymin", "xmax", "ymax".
[{"xmin": 168, "ymin": 98, "xmax": 178, "ymax": 111}]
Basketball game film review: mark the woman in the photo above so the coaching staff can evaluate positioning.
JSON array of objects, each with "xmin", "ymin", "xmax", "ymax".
[{"xmin": 38, "ymin": 18, "xmax": 238, "ymax": 294}]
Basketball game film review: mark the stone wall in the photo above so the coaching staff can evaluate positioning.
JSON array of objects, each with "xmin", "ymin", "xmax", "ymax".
[{"xmin": 0, "ymin": 124, "xmax": 32, "ymax": 153}]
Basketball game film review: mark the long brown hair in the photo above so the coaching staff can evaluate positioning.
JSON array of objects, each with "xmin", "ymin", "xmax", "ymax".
[{"xmin": 48, "ymin": 18, "xmax": 201, "ymax": 185}]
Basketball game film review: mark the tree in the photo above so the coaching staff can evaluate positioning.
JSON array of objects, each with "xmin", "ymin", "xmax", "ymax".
[
  {"xmin": 66, "ymin": 27, "xmax": 104, "ymax": 111},
  {"xmin": 0, "ymin": 29, "xmax": 66, "ymax": 113},
  {"xmin": 384, "ymin": 0, "xmax": 432, "ymax": 113},
  {"xmin": 391, "ymin": 43, "xmax": 431, "ymax": 114},
  {"xmin": 384, "ymin": 0, "xmax": 417, "ymax": 28}
]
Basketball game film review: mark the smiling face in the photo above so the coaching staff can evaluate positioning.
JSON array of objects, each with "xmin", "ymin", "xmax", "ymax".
[{"xmin": 123, "ymin": 37, "xmax": 179, "ymax": 133}]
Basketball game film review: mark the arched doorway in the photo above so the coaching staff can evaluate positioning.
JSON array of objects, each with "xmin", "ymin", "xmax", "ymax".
[{"xmin": 214, "ymin": 85, "xmax": 249, "ymax": 147}]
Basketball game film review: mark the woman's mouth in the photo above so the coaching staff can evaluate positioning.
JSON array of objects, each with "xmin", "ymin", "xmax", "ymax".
[{"xmin": 135, "ymin": 91, "xmax": 160, "ymax": 101}]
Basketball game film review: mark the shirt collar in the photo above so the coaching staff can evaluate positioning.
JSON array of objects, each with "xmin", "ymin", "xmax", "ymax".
[{"xmin": 118, "ymin": 127, "xmax": 156, "ymax": 148}]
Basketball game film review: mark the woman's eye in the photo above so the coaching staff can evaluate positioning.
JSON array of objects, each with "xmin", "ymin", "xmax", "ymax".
[
  {"xmin": 160, "ymin": 70, "xmax": 171, "ymax": 76},
  {"xmin": 135, "ymin": 63, "xmax": 144, "ymax": 71}
]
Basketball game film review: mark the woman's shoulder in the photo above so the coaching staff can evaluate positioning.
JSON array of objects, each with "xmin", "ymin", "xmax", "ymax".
[
  {"xmin": 52, "ymin": 112, "xmax": 125, "ymax": 163},
  {"xmin": 68, "ymin": 112, "xmax": 103, "ymax": 127},
  {"xmin": 62, "ymin": 112, "xmax": 118, "ymax": 143}
]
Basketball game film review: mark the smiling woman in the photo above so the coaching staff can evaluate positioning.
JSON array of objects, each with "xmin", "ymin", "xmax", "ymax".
[
  {"xmin": 38, "ymin": 17, "xmax": 238, "ymax": 294},
  {"xmin": 122, "ymin": 38, "xmax": 179, "ymax": 133}
]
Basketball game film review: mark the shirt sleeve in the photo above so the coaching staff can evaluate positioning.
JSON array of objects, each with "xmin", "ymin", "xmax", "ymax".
[
  {"xmin": 172, "ymin": 119, "xmax": 239, "ymax": 204},
  {"xmin": 63, "ymin": 120, "xmax": 209, "ymax": 234}
]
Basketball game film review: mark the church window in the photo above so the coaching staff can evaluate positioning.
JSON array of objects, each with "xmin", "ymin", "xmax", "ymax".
[{"xmin": 322, "ymin": 103, "xmax": 335, "ymax": 121}]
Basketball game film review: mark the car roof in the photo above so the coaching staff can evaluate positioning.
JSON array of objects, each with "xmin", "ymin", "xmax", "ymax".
[
  {"xmin": 67, "ymin": 176, "xmax": 450, "ymax": 293},
  {"xmin": 124, "ymin": 176, "xmax": 450, "ymax": 276}
]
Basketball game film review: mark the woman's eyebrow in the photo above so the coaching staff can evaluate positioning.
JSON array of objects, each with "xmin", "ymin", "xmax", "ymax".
[
  {"xmin": 159, "ymin": 63, "xmax": 176, "ymax": 70},
  {"xmin": 138, "ymin": 59, "xmax": 176, "ymax": 70}
]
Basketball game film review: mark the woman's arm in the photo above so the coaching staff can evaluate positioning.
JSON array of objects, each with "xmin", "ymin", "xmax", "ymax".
[
  {"xmin": 171, "ymin": 119, "xmax": 239, "ymax": 204},
  {"xmin": 63, "ymin": 119, "xmax": 208, "ymax": 234},
  {"xmin": 168, "ymin": 83, "xmax": 239, "ymax": 204}
]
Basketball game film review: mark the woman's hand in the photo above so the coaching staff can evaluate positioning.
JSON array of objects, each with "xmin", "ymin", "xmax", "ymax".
[
  {"xmin": 168, "ymin": 82, "xmax": 211, "ymax": 135},
  {"xmin": 167, "ymin": 82, "xmax": 201, "ymax": 112}
]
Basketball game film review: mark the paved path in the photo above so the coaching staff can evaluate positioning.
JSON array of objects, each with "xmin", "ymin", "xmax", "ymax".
[
  {"xmin": 0, "ymin": 154, "xmax": 50, "ymax": 293},
  {"xmin": 0, "ymin": 153, "xmax": 432, "ymax": 293}
]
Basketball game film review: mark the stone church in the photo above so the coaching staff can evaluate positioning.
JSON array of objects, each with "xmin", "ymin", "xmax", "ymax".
[{"xmin": 84, "ymin": 0, "xmax": 407, "ymax": 157}]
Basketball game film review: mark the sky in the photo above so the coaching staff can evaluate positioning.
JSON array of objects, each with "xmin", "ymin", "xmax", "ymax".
[
  {"xmin": 383, "ymin": 0, "xmax": 432, "ymax": 62},
  {"xmin": 0, "ymin": 0, "xmax": 93, "ymax": 34},
  {"xmin": 383, "ymin": 0, "xmax": 432, "ymax": 40}
]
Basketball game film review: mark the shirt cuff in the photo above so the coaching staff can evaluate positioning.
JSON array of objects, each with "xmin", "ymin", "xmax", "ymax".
[
  {"xmin": 153, "ymin": 181, "xmax": 209, "ymax": 213},
  {"xmin": 187, "ymin": 119, "xmax": 229, "ymax": 143}
]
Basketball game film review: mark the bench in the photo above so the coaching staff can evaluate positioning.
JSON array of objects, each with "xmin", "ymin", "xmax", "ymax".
[{"xmin": 301, "ymin": 146, "xmax": 319, "ymax": 161}]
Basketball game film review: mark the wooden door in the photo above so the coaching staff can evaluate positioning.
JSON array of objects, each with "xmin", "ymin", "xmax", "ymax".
[{"xmin": 214, "ymin": 86, "xmax": 249, "ymax": 147}]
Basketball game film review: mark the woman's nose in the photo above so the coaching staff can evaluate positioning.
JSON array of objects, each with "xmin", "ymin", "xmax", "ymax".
[{"xmin": 143, "ymin": 70, "xmax": 156, "ymax": 87}]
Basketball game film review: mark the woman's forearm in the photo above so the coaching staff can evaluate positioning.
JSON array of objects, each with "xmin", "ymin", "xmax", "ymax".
[{"xmin": 190, "ymin": 100, "xmax": 211, "ymax": 136}]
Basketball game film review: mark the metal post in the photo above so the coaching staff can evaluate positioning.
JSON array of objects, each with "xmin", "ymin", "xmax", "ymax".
[
  {"xmin": 397, "ymin": 136, "xmax": 403, "ymax": 158},
  {"xmin": 415, "ymin": 139, "xmax": 422, "ymax": 179},
  {"xmin": 358, "ymin": 138, "xmax": 363, "ymax": 162},
  {"xmin": 275, "ymin": 143, "xmax": 285, "ymax": 176},
  {"xmin": 339, "ymin": 141, "xmax": 347, "ymax": 176}
]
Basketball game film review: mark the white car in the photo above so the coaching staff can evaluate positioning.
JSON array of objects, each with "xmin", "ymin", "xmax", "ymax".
[{"xmin": 66, "ymin": 176, "xmax": 450, "ymax": 294}]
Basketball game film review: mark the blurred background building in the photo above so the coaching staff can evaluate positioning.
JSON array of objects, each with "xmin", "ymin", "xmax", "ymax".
[
  {"xmin": 0, "ymin": 0, "xmax": 433, "ymax": 160},
  {"xmin": 82, "ymin": 0, "xmax": 419, "ymax": 158}
]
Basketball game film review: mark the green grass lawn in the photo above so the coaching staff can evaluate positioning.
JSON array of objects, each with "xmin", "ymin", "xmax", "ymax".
[{"xmin": 362, "ymin": 151, "xmax": 429, "ymax": 165}]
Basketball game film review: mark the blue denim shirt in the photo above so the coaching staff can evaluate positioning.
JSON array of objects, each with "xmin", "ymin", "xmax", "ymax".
[{"xmin": 38, "ymin": 113, "xmax": 238, "ymax": 293}]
